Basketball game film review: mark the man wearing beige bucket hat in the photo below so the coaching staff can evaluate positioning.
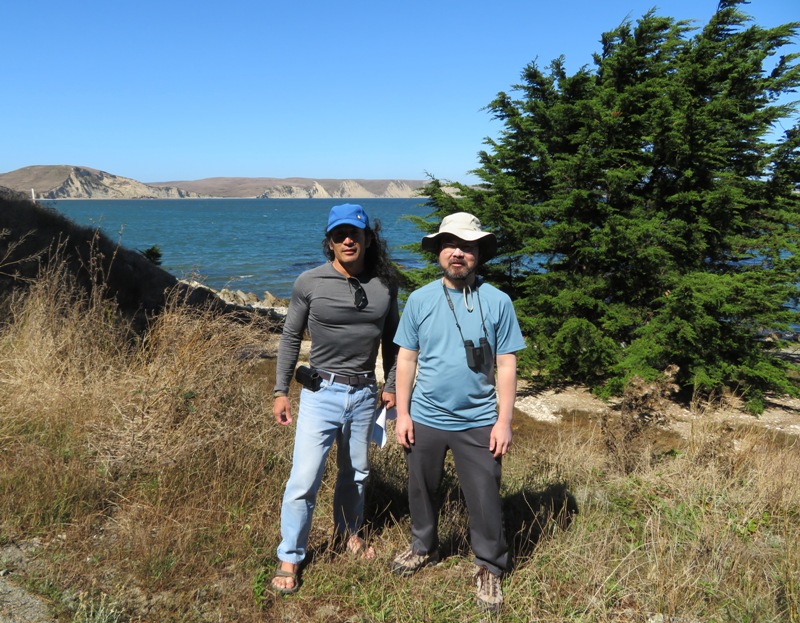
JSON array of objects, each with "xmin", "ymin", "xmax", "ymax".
[{"xmin": 391, "ymin": 212, "xmax": 525, "ymax": 613}]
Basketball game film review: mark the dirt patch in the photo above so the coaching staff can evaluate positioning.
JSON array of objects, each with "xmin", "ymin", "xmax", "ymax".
[
  {"xmin": 0, "ymin": 540, "xmax": 53, "ymax": 623},
  {"xmin": 515, "ymin": 382, "xmax": 800, "ymax": 442},
  {"xmin": 516, "ymin": 385, "xmax": 610, "ymax": 423}
]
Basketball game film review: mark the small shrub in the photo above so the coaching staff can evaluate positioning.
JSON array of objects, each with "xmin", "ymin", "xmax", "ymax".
[{"xmin": 138, "ymin": 245, "xmax": 163, "ymax": 266}]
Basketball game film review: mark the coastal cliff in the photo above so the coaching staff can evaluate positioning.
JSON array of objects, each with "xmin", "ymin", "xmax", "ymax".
[
  {"xmin": 256, "ymin": 178, "xmax": 422, "ymax": 199},
  {"xmin": 0, "ymin": 166, "xmax": 204, "ymax": 200},
  {"xmin": 0, "ymin": 165, "xmax": 428, "ymax": 199}
]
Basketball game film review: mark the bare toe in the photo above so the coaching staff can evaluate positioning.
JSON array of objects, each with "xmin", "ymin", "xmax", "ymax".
[{"xmin": 346, "ymin": 535, "xmax": 375, "ymax": 559}]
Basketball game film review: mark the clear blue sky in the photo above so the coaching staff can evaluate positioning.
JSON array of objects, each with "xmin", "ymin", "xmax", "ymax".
[{"xmin": 2, "ymin": 1, "xmax": 797, "ymax": 184}]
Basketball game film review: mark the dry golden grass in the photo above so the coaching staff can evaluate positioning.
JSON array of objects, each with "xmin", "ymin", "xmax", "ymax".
[{"xmin": 0, "ymin": 261, "xmax": 798, "ymax": 622}]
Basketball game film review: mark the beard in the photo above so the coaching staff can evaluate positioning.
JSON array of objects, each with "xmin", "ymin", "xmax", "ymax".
[{"xmin": 444, "ymin": 261, "xmax": 476, "ymax": 282}]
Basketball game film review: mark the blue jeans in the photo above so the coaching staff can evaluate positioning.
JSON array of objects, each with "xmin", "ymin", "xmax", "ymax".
[{"xmin": 277, "ymin": 378, "xmax": 377, "ymax": 565}]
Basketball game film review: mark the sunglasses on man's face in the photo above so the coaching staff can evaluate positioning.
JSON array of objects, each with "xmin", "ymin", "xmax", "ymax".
[
  {"xmin": 347, "ymin": 277, "xmax": 368, "ymax": 310},
  {"xmin": 330, "ymin": 227, "xmax": 363, "ymax": 244}
]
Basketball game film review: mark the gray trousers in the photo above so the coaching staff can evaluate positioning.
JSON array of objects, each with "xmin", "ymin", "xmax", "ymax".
[{"xmin": 405, "ymin": 420, "xmax": 508, "ymax": 576}]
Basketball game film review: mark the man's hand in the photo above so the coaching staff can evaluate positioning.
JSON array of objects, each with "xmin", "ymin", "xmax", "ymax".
[
  {"xmin": 489, "ymin": 420, "xmax": 512, "ymax": 458},
  {"xmin": 395, "ymin": 412, "xmax": 415, "ymax": 449},
  {"xmin": 273, "ymin": 395, "xmax": 292, "ymax": 425},
  {"xmin": 381, "ymin": 391, "xmax": 396, "ymax": 410}
]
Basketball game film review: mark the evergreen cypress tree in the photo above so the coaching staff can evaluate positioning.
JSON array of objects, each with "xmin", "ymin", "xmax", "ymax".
[{"xmin": 415, "ymin": 1, "xmax": 800, "ymax": 408}]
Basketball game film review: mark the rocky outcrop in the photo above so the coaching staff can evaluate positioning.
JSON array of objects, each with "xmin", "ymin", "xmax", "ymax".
[
  {"xmin": 181, "ymin": 280, "xmax": 288, "ymax": 321},
  {"xmin": 43, "ymin": 167, "xmax": 206, "ymax": 199},
  {"xmin": 0, "ymin": 166, "xmax": 206, "ymax": 200},
  {"xmin": 383, "ymin": 180, "xmax": 421, "ymax": 198},
  {"xmin": 331, "ymin": 180, "xmax": 375, "ymax": 198},
  {"xmin": 255, "ymin": 179, "xmax": 419, "ymax": 199},
  {"xmin": 257, "ymin": 181, "xmax": 332, "ymax": 199}
]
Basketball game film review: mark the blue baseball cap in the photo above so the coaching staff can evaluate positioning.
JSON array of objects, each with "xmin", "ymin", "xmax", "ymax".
[{"xmin": 326, "ymin": 203, "xmax": 370, "ymax": 233}]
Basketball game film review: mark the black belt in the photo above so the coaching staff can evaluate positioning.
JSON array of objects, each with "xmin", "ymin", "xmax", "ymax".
[{"xmin": 316, "ymin": 370, "xmax": 376, "ymax": 387}]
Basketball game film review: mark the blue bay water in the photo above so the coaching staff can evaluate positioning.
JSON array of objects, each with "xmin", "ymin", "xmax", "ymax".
[{"xmin": 44, "ymin": 198, "xmax": 432, "ymax": 300}]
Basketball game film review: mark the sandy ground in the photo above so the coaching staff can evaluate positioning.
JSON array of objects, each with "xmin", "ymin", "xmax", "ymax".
[{"xmin": 516, "ymin": 382, "xmax": 800, "ymax": 437}]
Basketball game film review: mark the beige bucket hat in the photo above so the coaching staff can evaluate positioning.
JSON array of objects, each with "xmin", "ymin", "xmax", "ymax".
[{"xmin": 420, "ymin": 212, "xmax": 497, "ymax": 261}]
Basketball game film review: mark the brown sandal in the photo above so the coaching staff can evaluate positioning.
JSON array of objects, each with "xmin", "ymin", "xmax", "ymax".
[{"xmin": 271, "ymin": 564, "xmax": 299, "ymax": 595}]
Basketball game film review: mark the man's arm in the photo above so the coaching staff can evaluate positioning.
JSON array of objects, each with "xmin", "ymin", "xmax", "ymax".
[
  {"xmin": 394, "ymin": 346, "xmax": 418, "ymax": 448},
  {"xmin": 273, "ymin": 281, "xmax": 309, "ymax": 425},
  {"xmin": 380, "ymin": 290, "xmax": 400, "ymax": 410},
  {"xmin": 489, "ymin": 353, "xmax": 517, "ymax": 458}
]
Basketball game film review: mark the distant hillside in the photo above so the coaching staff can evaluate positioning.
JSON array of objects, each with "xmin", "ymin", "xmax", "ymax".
[
  {"xmin": 0, "ymin": 166, "xmax": 204, "ymax": 200},
  {"xmin": 0, "ymin": 165, "xmax": 428, "ymax": 199},
  {"xmin": 154, "ymin": 176, "xmax": 428, "ymax": 199}
]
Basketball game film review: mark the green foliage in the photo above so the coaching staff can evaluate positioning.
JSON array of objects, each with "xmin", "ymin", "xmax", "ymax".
[
  {"xmin": 413, "ymin": 0, "xmax": 800, "ymax": 402},
  {"xmin": 138, "ymin": 244, "xmax": 163, "ymax": 265},
  {"xmin": 547, "ymin": 317, "xmax": 619, "ymax": 383}
]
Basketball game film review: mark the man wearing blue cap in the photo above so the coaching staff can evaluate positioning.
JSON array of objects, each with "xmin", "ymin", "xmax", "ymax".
[{"xmin": 271, "ymin": 204, "xmax": 400, "ymax": 594}]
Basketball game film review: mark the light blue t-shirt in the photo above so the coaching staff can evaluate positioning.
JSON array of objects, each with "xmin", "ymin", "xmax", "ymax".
[{"xmin": 394, "ymin": 278, "xmax": 526, "ymax": 431}]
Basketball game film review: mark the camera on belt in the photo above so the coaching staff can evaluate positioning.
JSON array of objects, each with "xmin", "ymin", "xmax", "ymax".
[
  {"xmin": 294, "ymin": 365, "xmax": 322, "ymax": 391},
  {"xmin": 464, "ymin": 337, "xmax": 493, "ymax": 369}
]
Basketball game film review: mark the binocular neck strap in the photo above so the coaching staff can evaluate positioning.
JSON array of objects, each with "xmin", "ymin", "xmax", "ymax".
[{"xmin": 441, "ymin": 279, "xmax": 489, "ymax": 342}]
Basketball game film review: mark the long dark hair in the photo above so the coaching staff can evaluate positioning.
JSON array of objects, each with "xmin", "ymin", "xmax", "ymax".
[{"xmin": 322, "ymin": 218, "xmax": 402, "ymax": 291}]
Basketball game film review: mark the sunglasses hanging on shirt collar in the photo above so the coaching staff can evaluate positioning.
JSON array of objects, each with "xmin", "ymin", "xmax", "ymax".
[{"xmin": 347, "ymin": 277, "xmax": 368, "ymax": 310}]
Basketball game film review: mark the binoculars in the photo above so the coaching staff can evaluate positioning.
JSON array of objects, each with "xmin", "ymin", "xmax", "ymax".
[{"xmin": 464, "ymin": 337, "xmax": 493, "ymax": 369}]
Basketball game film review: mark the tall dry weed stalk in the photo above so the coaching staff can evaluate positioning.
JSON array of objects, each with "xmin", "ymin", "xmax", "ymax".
[
  {"xmin": 0, "ymin": 249, "xmax": 131, "ymax": 537},
  {"xmin": 0, "ymin": 228, "xmax": 44, "ymax": 286},
  {"xmin": 1, "ymin": 239, "xmax": 130, "ymax": 414},
  {"xmin": 65, "ymin": 287, "xmax": 292, "ymax": 613}
]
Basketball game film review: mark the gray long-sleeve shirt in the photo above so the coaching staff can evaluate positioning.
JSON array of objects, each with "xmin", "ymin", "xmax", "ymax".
[{"xmin": 273, "ymin": 262, "xmax": 398, "ymax": 394}]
